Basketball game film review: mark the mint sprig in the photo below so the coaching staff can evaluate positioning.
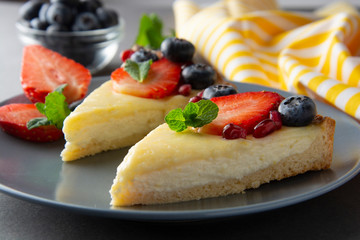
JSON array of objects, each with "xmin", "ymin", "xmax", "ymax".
[
  {"xmin": 27, "ymin": 117, "xmax": 51, "ymax": 130},
  {"xmin": 135, "ymin": 13, "xmax": 175, "ymax": 49},
  {"xmin": 27, "ymin": 84, "xmax": 71, "ymax": 130},
  {"xmin": 165, "ymin": 100, "xmax": 219, "ymax": 132},
  {"xmin": 124, "ymin": 59, "xmax": 152, "ymax": 82},
  {"xmin": 136, "ymin": 13, "xmax": 165, "ymax": 49}
]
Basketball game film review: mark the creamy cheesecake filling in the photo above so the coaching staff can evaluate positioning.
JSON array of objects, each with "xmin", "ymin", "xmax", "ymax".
[
  {"xmin": 111, "ymin": 123, "xmax": 322, "ymax": 203},
  {"xmin": 61, "ymin": 81, "xmax": 195, "ymax": 161},
  {"xmin": 64, "ymin": 110, "xmax": 164, "ymax": 147}
]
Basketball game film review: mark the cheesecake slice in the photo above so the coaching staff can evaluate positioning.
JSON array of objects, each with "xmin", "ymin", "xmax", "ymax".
[
  {"xmin": 61, "ymin": 37, "xmax": 226, "ymax": 161},
  {"xmin": 110, "ymin": 116, "xmax": 335, "ymax": 206},
  {"xmin": 61, "ymin": 80, "xmax": 194, "ymax": 161}
]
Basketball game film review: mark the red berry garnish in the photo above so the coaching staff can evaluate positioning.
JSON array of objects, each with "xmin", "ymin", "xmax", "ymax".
[
  {"xmin": 120, "ymin": 49, "xmax": 134, "ymax": 62},
  {"xmin": 269, "ymin": 110, "xmax": 282, "ymax": 130},
  {"xmin": 253, "ymin": 119, "xmax": 277, "ymax": 138},
  {"xmin": 189, "ymin": 96, "xmax": 202, "ymax": 103},
  {"xmin": 222, "ymin": 123, "xmax": 247, "ymax": 140},
  {"xmin": 200, "ymin": 91, "xmax": 284, "ymax": 135},
  {"xmin": 178, "ymin": 84, "xmax": 192, "ymax": 96}
]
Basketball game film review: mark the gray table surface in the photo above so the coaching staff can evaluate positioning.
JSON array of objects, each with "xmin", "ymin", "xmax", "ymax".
[{"xmin": 1, "ymin": 1, "xmax": 360, "ymax": 239}]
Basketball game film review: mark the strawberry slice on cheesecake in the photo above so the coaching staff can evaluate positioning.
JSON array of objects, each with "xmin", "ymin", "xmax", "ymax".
[
  {"xmin": 200, "ymin": 91, "xmax": 284, "ymax": 135},
  {"xmin": 111, "ymin": 58, "xmax": 182, "ymax": 99}
]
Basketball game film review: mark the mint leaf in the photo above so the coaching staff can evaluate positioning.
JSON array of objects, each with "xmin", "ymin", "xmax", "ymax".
[
  {"xmin": 27, "ymin": 84, "xmax": 71, "ymax": 130},
  {"xmin": 135, "ymin": 13, "xmax": 171, "ymax": 49},
  {"xmin": 27, "ymin": 117, "xmax": 51, "ymax": 130},
  {"xmin": 194, "ymin": 100, "xmax": 219, "ymax": 126},
  {"xmin": 165, "ymin": 108, "xmax": 187, "ymax": 132},
  {"xmin": 136, "ymin": 13, "xmax": 164, "ymax": 49},
  {"xmin": 124, "ymin": 59, "xmax": 152, "ymax": 82},
  {"xmin": 165, "ymin": 100, "xmax": 219, "ymax": 132},
  {"xmin": 35, "ymin": 102, "xmax": 46, "ymax": 115},
  {"xmin": 183, "ymin": 102, "xmax": 199, "ymax": 122},
  {"xmin": 43, "ymin": 91, "xmax": 71, "ymax": 129}
]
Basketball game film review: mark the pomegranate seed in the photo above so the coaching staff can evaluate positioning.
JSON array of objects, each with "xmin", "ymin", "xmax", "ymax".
[
  {"xmin": 178, "ymin": 84, "xmax": 192, "ymax": 96},
  {"xmin": 189, "ymin": 96, "xmax": 202, "ymax": 103},
  {"xmin": 269, "ymin": 110, "xmax": 282, "ymax": 130},
  {"xmin": 222, "ymin": 123, "xmax": 247, "ymax": 140},
  {"xmin": 253, "ymin": 119, "xmax": 276, "ymax": 138},
  {"xmin": 120, "ymin": 49, "xmax": 134, "ymax": 62}
]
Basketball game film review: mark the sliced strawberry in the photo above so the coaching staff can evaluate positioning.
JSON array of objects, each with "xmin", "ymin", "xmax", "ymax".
[
  {"xmin": 21, "ymin": 45, "xmax": 91, "ymax": 104},
  {"xmin": 111, "ymin": 58, "xmax": 182, "ymax": 99},
  {"xmin": 200, "ymin": 91, "xmax": 284, "ymax": 135},
  {"xmin": 0, "ymin": 104, "xmax": 63, "ymax": 142}
]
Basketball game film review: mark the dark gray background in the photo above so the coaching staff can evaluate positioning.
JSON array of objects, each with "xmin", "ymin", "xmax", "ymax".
[{"xmin": 1, "ymin": 1, "xmax": 360, "ymax": 239}]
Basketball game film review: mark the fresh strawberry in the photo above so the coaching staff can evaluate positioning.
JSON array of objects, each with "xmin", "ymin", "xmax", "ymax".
[
  {"xmin": 0, "ymin": 104, "xmax": 63, "ymax": 142},
  {"xmin": 21, "ymin": 45, "xmax": 91, "ymax": 104},
  {"xmin": 199, "ymin": 91, "xmax": 284, "ymax": 135},
  {"xmin": 111, "ymin": 58, "xmax": 182, "ymax": 99}
]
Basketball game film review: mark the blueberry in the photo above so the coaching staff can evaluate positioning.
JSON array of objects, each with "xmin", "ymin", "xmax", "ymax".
[
  {"xmin": 202, "ymin": 84, "xmax": 237, "ymax": 99},
  {"xmin": 30, "ymin": 17, "xmax": 48, "ymax": 30},
  {"xmin": 278, "ymin": 95, "xmax": 317, "ymax": 126},
  {"xmin": 19, "ymin": 0, "xmax": 44, "ymax": 21},
  {"xmin": 72, "ymin": 12, "xmax": 101, "ymax": 31},
  {"xmin": 46, "ymin": 23, "xmax": 69, "ymax": 32},
  {"xmin": 50, "ymin": 0, "xmax": 80, "ymax": 7},
  {"xmin": 130, "ymin": 48, "xmax": 159, "ymax": 63},
  {"xmin": 161, "ymin": 37, "xmax": 195, "ymax": 63},
  {"xmin": 38, "ymin": 3, "xmax": 50, "ymax": 22},
  {"xmin": 46, "ymin": 2, "xmax": 74, "ymax": 26},
  {"xmin": 96, "ymin": 7, "xmax": 118, "ymax": 28},
  {"xmin": 77, "ymin": 0, "xmax": 103, "ymax": 13},
  {"xmin": 181, "ymin": 64, "xmax": 216, "ymax": 90},
  {"xmin": 20, "ymin": 0, "xmax": 118, "ymax": 32}
]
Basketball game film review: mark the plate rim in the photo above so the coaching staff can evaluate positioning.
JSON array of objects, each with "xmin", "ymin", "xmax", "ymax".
[
  {"xmin": 1, "ymin": 76, "xmax": 360, "ymax": 222},
  {"xmin": 2, "ymin": 162, "xmax": 360, "ymax": 221}
]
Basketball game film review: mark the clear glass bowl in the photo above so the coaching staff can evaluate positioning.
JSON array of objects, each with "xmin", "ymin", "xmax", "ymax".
[{"xmin": 16, "ymin": 19, "xmax": 124, "ymax": 74}]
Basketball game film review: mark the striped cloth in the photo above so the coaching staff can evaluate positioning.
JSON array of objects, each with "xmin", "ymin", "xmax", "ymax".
[{"xmin": 173, "ymin": 0, "xmax": 360, "ymax": 120}]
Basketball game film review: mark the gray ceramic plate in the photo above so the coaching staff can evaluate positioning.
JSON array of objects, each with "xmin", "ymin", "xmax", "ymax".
[{"xmin": 1, "ymin": 76, "xmax": 360, "ymax": 221}]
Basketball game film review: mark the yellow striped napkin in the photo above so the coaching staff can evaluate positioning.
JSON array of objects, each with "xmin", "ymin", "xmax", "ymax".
[{"xmin": 173, "ymin": 0, "xmax": 360, "ymax": 121}]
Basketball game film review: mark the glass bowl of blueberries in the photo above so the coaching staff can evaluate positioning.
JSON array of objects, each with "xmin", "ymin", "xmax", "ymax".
[{"xmin": 16, "ymin": 0, "xmax": 124, "ymax": 74}]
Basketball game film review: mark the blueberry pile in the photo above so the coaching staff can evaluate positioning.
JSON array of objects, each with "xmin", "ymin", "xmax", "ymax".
[{"xmin": 19, "ymin": 0, "xmax": 119, "ymax": 32}]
